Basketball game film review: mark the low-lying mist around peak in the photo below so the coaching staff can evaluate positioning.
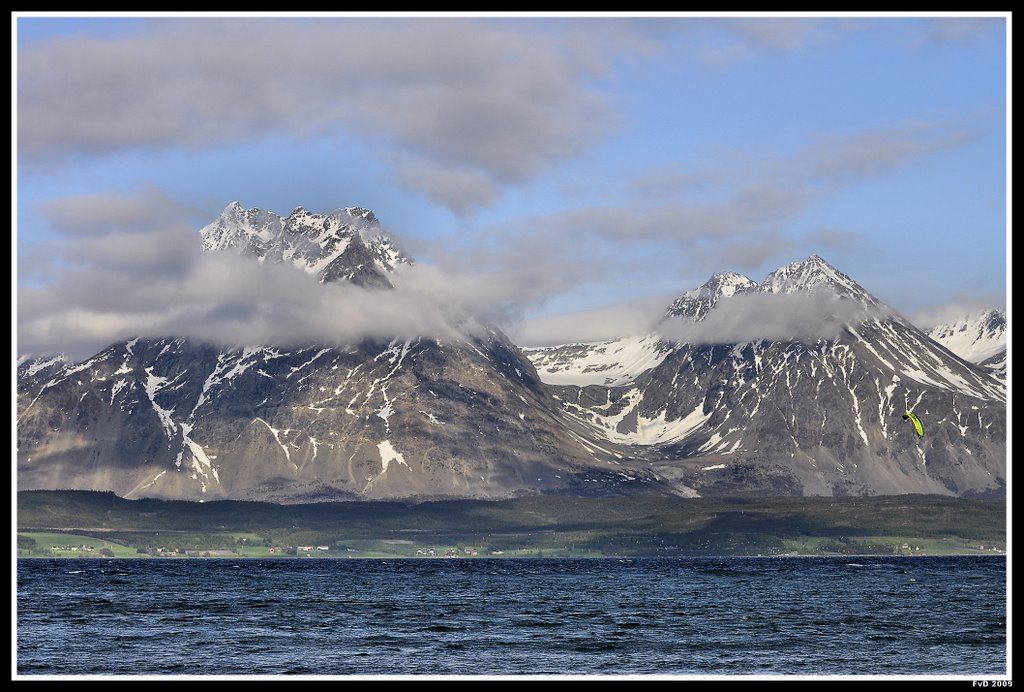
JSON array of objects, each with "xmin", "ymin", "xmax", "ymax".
[{"xmin": 19, "ymin": 203, "xmax": 574, "ymax": 359}]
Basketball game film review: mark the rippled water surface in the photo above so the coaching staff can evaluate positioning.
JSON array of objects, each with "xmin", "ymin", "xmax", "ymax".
[{"xmin": 17, "ymin": 556, "xmax": 1006, "ymax": 677}]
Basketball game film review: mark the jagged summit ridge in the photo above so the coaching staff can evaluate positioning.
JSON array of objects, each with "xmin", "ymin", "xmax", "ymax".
[
  {"xmin": 199, "ymin": 202, "xmax": 409, "ymax": 287},
  {"xmin": 664, "ymin": 255, "xmax": 880, "ymax": 325}
]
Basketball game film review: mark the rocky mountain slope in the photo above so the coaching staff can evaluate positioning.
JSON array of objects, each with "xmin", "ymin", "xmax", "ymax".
[
  {"xmin": 17, "ymin": 205, "xmax": 1007, "ymax": 501},
  {"xmin": 17, "ymin": 204, "xmax": 659, "ymax": 503},
  {"xmin": 527, "ymin": 256, "xmax": 1006, "ymax": 499}
]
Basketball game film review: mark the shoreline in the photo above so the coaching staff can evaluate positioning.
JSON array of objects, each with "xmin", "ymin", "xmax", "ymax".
[{"xmin": 15, "ymin": 551, "xmax": 1007, "ymax": 560}]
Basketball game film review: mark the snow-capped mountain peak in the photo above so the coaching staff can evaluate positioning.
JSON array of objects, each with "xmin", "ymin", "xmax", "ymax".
[
  {"xmin": 927, "ymin": 308, "xmax": 1007, "ymax": 368},
  {"xmin": 337, "ymin": 206, "xmax": 378, "ymax": 224},
  {"xmin": 199, "ymin": 202, "xmax": 410, "ymax": 287},
  {"xmin": 700, "ymin": 271, "xmax": 758, "ymax": 298},
  {"xmin": 759, "ymin": 254, "xmax": 876, "ymax": 306},
  {"xmin": 662, "ymin": 255, "xmax": 878, "ymax": 324},
  {"xmin": 200, "ymin": 201, "xmax": 280, "ymax": 251},
  {"xmin": 665, "ymin": 272, "xmax": 757, "ymax": 320}
]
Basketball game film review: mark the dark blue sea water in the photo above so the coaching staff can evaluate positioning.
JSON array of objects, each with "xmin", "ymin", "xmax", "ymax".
[{"xmin": 16, "ymin": 556, "xmax": 1006, "ymax": 678}]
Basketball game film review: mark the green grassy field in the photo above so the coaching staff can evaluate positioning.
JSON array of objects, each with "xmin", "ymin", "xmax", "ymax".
[
  {"xmin": 17, "ymin": 531, "xmax": 139, "ymax": 558},
  {"xmin": 16, "ymin": 490, "xmax": 1007, "ymax": 559}
]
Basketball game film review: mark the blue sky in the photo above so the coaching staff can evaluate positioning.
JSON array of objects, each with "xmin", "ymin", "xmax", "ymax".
[{"xmin": 14, "ymin": 13, "xmax": 1009, "ymax": 356}]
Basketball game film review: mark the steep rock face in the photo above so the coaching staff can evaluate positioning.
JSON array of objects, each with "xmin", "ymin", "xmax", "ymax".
[
  {"xmin": 528, "ymin": 256, "xmax": 1006, "ymax": 499},
  {"xmin": 18, "ymin": 334, "xmax": 655, "ymax": 502}
]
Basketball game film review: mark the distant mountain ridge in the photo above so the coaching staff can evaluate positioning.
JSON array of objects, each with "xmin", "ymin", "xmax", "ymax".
[
  {"xmin": 17, "ymin": 205, "xmax": 1007, "ymax": 502},
  {"xmin": 926, "ymin": 308, "xmax": 1006, "ymax": 375}
]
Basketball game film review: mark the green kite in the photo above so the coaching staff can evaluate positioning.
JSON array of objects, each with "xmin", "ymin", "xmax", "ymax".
[{"xmin": 902, "ymin": 411, "xmax": 924, "ymax": 439}]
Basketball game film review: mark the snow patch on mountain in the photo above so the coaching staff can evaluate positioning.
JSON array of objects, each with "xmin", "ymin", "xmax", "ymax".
[
  {"xmin": 19, "ymin": 354, "xmax": 68, "ymax": 378},
  {"xmin": 378, "ymin": 440, "xmax": 408, "ymax": 472},
  {"xmin": 524, "ymin": 333, "xmax": 671, "ymax": 386},
  {"xmin": 143, "ymin": 367, "xmax": 179, "ymax": 439}
]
